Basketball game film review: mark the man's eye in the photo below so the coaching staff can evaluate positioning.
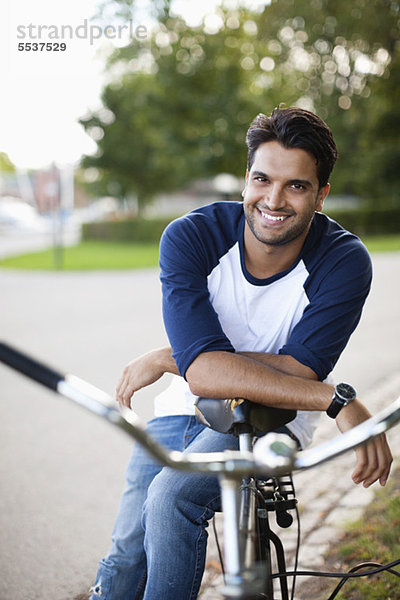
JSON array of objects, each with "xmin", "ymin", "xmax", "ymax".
[{"xmin": 291, "ymin": 183, "xmax": 305, "ymax": 191}]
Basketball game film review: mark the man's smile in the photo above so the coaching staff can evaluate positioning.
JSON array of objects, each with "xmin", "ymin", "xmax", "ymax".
[{"xmin": 257, "ymin": 207, "xmax": 292, "ymax": 224}]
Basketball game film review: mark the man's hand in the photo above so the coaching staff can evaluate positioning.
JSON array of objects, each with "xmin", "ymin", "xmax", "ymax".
[
  {"xmin": 336, "ymin": 400, "xmax": 393, "ymax": 487},
  {"xmin": 116, "ymin": 347, "xmax": 179, "ymax": 408}
]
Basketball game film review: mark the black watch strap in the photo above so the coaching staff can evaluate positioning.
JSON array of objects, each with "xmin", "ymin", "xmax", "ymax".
[{"xmin": 327, "ymin": 383, "xmax": 357, "ymax": 419}]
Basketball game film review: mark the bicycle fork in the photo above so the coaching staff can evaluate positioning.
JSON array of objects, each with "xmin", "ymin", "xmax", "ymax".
[{"xmin": 219, "ymin": 432, "xmax": 273, "ymax": 599}]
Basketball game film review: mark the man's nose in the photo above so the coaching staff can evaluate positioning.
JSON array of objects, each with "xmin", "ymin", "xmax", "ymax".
[{"xmin": 266, "ymin": 184, "xmax": 284, "ymax": 210}]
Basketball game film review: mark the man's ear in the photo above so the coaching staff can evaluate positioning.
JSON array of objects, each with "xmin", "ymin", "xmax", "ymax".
[
  {"xmin": 316, "ymin": 183, "xmax": 330, "ymax": 212},
  {"xmin": 242, "ymin": 169, "xmax": 249, "ymax": 198}
]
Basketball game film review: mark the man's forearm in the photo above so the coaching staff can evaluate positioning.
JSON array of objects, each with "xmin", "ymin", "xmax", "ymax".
[
  {"xmin": 238, "ymin": 351, "xmax": 319, "ymax": 380},
  {"xmin": 157, "ymin": 347, "xmax": 329, "ymax": 411},
  {"xmin": 158, "ymin": 347, "xmax": 318, "ymax": 380},
  {"xmin": 155, "ymin": 346, "xmax": 180, "ymax": 376},
  {"xmin": 186, "ymin": 351, "xmax": 333, "ymax": 412}
]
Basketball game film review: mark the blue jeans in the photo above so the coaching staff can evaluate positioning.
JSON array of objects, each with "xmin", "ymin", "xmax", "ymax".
[{"xmin": 90, "ymin": 415, "xmax": 240, "ymax": 600}]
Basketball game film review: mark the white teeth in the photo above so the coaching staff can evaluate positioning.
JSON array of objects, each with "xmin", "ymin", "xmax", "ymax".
[{"xmin": 260, "ymin": 211, "xmax": 286, "ymax": 221}]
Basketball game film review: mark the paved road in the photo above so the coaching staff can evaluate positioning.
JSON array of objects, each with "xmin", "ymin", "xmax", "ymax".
[{"xmin": 1, "ymin": 253, "xmax": 399, "ymax": 600}]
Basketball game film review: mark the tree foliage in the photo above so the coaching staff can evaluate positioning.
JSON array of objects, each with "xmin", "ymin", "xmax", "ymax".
[
  {"xmin": 255, "ymin": 0, "xmax": 400, "ymax": 202},
  {"xmin": 0, "ymin": 152, "xmax": 16, "ymax": 173},
  {"xmin": 80, "ymin": 0, "xmax": 399, "ymax": 208}
]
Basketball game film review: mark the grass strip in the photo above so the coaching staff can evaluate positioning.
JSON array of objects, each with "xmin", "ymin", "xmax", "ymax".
[
  {"xmin": 363, "ymin": 234, "xmax": 400, "ymax": 253},
  {"xmin": 297, "ymin": 466, "xmax": 400, "ymax": 600},
  {"xmin": 332, "ymin": 471, "xmax": 400, "ymax": 599},
  {"xmin": 0, "ymin": 241, "xmax": 160, "ymax": 271},
  {"xmin": 0, "ymin": 235, "xmax": 399, "ymax": 271}
]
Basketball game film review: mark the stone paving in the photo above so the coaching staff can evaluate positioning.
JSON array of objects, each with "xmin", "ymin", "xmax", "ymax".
[{"xmin": 199, "ymin": 372, "xmax": 400, "ymax": 599}]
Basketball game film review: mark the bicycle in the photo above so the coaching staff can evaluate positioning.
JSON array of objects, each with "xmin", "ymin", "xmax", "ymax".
[{"xmin": 1, "ymin": 340, "xmax": 399, "ymax": 600}]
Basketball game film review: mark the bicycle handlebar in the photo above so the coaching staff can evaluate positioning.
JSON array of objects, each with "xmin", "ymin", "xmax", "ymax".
[
  {"xmin": 0, "ymin": 341, "xmax": 261, "ymax": 476},
  {"xmin": 1, "ymin": 341, "xmax": 399, "ymax": 479},
  {"xmin": 0, "ymin": 341, "xmax": 64, "ymax": 390}
]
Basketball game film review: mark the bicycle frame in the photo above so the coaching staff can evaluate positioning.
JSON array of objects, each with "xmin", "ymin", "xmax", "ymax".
[{"xmin": 1, "ymin": 341, "xmax": 400, "ymax": 600}]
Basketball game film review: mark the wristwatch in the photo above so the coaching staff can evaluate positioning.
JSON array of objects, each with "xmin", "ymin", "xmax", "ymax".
[{"xmin": 327, "ymin": 382, "xmax": 357, "ymax": 418}]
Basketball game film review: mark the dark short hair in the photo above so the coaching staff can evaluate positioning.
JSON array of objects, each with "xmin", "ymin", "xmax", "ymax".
[{"xmin": 246, "ymin": 106, "xmax": 338, "ymax": 188}]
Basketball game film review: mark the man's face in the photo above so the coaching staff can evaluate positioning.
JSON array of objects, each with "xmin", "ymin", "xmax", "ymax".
[{"xmin": 243, "ymin": 141, "xmax": 329, "ymax": 248}]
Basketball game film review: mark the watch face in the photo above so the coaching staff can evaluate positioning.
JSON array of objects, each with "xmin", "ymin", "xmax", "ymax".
[{"xmin": 336, "ymin": 382, "xmax": 356, "ymax": 402}]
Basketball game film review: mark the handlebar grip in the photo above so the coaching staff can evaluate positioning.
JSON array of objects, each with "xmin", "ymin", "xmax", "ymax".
[{"xmin": 0, "ymin": 342, "xmax": 65, "ymax": 391}]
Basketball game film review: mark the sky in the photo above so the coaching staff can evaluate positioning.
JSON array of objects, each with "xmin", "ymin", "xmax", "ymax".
[
  {"xmin": 0, "ymin": 0, "xmax": 265, "ymax": 171},
  {"xmin": 1, "ymin": 0, "xmax": 102, "ymax": 169}
]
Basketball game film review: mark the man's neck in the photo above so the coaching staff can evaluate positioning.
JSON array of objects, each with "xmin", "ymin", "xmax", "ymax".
[{"xmin": 243, "ymin": 223, "xmax": 308, "ymax": 279}]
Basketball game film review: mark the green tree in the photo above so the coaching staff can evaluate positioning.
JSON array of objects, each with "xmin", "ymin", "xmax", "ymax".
[
  {"xmin": 80, "ymin": 7, "xmax": 294, "ymax": 209},
  {"xmin": 80, "ymin": 0, "xmax": 399, "ymax": 208},
  {"xmin": 255, "ymin": 0, "xmax": 399, "ymax": 201},
  {"xmin": 352, "ymin": 45, "xmax": 400, "ymax": 204}
]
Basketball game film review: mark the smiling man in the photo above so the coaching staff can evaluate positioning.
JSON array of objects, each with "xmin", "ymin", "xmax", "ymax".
[
  {"xmin": 243, "ymin": 140, "xmax": 328, "ymax": 274},
  {"xmin": 88, "ymin": 107, "xmax": 392, "ymax": 600}
]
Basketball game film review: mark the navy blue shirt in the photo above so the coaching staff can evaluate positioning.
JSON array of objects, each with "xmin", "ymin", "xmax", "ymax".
[
  {"xmin": 160, "ymin": 201, "xmax": 372, "ymax": 380},
  {"xmin": 155, "ymin": 201, "xmax": 372, "ymax": 446}
]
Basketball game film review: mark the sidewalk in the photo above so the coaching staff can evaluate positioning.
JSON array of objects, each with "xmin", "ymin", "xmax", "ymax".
[{"xmin": 200, "ymin": 372, "xmax": 400, "ymax": 599}]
